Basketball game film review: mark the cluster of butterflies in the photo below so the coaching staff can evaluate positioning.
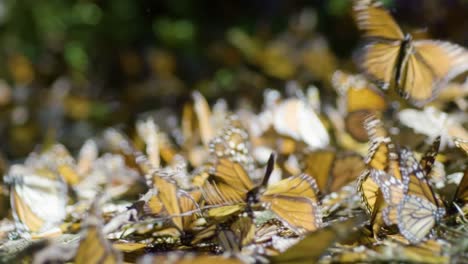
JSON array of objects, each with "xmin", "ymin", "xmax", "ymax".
[{"xmin": 0, "ymin": 0, "xmax": 467, "ymax": 263}]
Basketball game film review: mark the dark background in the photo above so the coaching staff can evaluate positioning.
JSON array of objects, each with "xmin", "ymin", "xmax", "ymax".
[{"xmin": 0, "ymin": 0, "xmax": 466, "ymax": 158}]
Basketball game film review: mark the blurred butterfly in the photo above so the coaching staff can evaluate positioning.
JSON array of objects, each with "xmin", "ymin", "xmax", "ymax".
[
  {"xmin": 354, "ymin": 0, "xmax": 468, "ymax": 105},
  {"xmin": 75, "ymin": 213, "xmax": 122, "ymax": 264},
  {"xmin": 5, "ymin": 164, "xmax": 67, "ymax": 236},
  {"xmin": 269, "ymin": 214, "xmax": 366, "ymax": 263},
  {"xmin": 202, "ymin": 154, "xmax": 322, "ymax": 233},
  {"xmin": 304, "ymin": 150, "xmax": 366, "ymax": 194},
  {"xmin": 332, "ymin": 70, "xmax": 388, "ymax": 142},
  {"xmin": 136, "ymin": 118, "xmax": 161, "ymax": 171},
  {"xmin": 430, "ymin": 80, "xmax": 468, "ymax": 111},
  {"xmin": 397, "ymin": 148, "xmax": 445, "ymax": 244},
  {"xmin": 139, "ymin": 252, "xmax": 244, "ymax": 264},
  {"xmin": 103, "ymin": 128, "xmax": 146, "ymax": 174},
  {"xmin": 256, "ymin": 98, "xmax": 329, "ymax": 151},
  {"xmin": 76, "ymin": 140, "xmax": 99, "ymax": 177},
  {"xmin": 209, "ymin": 116, "xmax": 253, "ymax": 172},
  {"xmin": 148, "ymin": 176, "xmax": 202, "ymax": 236},
  {"xmin": 216, "ymin": 216, "xmax": 255, "ymax": 253},
  {"xmin": 398, "ymin": 107, "xmax": 468, "ymax": 149},
  {"xmin": 454, "ymin": 138, "xmax": 468, "ymax": 155},
  {"xmin": 451, "ymin": 169, "xmax": 468, "ymax": 212}
]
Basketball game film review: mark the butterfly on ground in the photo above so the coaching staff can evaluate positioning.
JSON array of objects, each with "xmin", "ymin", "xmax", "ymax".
[
  {"xmin": 202, "ymin": 154, "xmax": 322, "ymax": 234},
  {"xmin": 354, "ymin": 0, "xmax": 468, "ymax": 106},
  {"xmin": 304, "ymin": 150, "xmax": 366, "ymax": 195},
  {"xmin": 454, "ymin": 138, "xmax": 468, "ymax": 155},
  {"xmin": 74, "ymin": 205, "xmax": 122, "ymax": 264},
  {"xmin": 451, "ymin": 168, "xmax": 468, "ymax": 214},
  {"xmin": 269, "ymin": 214, "xmax": 366, "ymax": 263},
  {"xmin": 332, "ymin": 70, "xmax": 388, "ymax": 143},
  {"xmin": 145, "ymin": 175, "xmax": 202, "ymax": 238},
  {"xmin": 5, "ymin": 163, "xmax": 67, "ymax": 236},
  {"xmin": 396, "ymin": 148, "xmax": 445, "ymax": 244},
  {"xmin": 358, "ymin": 115, "xmax": 404, "ymax": 233}
]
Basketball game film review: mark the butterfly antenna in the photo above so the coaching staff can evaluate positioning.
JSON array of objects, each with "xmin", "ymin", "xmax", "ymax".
[{"xmin": 261, "ymin": 153, "xmax": 276, "ymax": 187}]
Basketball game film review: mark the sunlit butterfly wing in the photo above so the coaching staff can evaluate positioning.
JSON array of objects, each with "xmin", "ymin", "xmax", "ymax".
[
  {"xmin": 270, "ymin": 214, "xmax": 366, "ymax": 263},
  {"xmin": 77, "ymin": 139, "xmax": 98, "ymax": 176},
  {"xmin": 357, "ymin": 170, "xmax": 379, "ymax": 215},
  {"xmin": 230, "ymin": 216, "xmax": 255, "ymax": 247},
  {"xmin": 329, "ymin": 153, "xmax": 366, "ymax": 193},
  {"xmin": 336, "ymin": 72, "xmax": 387, "ymax": 142},
  {"xmin": 7, "ymin": 165, "xmax": 67, "ymax": 234},
  {"xmin": 153, "ymin": 176, "xmax": 182, "ymax": 230},
  {"xmin": 364, "ymin": 117, "xmax": 395, "ymax": 172},
  {"xmin": 357, "ymin": 170, "xmax": 386, "ymax": 235},
  {"xmin": 136, "ymin": 118, "xmax": 161, "ymax": 169},
  {"xmin": 454, "ymin": 138, "xmax": 468, "ymax": 155},
  {"xmin": 397, "ymin": 148, "xmax": 445, "ymax": 244},
  {"xmin": 353, "ymin": 0, "xmax": 404, "ymax": 41},
  {"xmin": 399, "ymin": 148, "xmax": 439, "ymax": 206},
  {"xmin": 304, "ymin": 150, "xmax": 335, "ymax": 194},
  {"xmin": 261, "ymin": 174, "xmax": 322, "ymax": 233},
  {"xmin": 262, "ymin": 174, "xmax": 320, "ymax": 201},
  {"xmin": 212, "ymin": 158, "xmax": 255, "ymax": 200},
  {"xmin": 193, "ymin": 91, "xmax": 215, "ymax": 146},
  {"xmin": 261, "ymin": 195, "xmax": 321, "ymax": 234},
  {"xmin": 401, "ymin": 40, "xmax": 468, "ymax": 104},
  {"xmin": 419, "ymin": 136, "xmax": 441, "ymax": 176},
  {"xmin": 179, "ymin": 190, "xmax": 202, "ymax": 231},
  {"xmin": 75, "ymin": 224, "xmax": 122, "ymax": 264},
  {"xmin": 397, "ymin": 194, "xmax": 442, "ymax": 245},
  {"xmin": 346, "ymin": 84, "xmax": 387, "ymax": 113},
  {"xmin": 453, "ymin": 169, "xmax": 468, "ymax": 206},
  {"xmin": 345, "ymin": 110, "xmax": 375, "ymax": 143},
  {"xmin": 358, "ymin": 41, "xmax": 402, "ymax": 90}
]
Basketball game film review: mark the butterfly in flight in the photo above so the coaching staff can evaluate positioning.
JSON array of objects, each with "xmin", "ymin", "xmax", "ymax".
[{"xmin": 354, "ymin": 0, "xmax": 468, "ymax": 106}]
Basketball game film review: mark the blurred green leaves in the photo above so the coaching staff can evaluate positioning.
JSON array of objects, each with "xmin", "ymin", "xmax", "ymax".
[
  {"xmin": 153, "ymin": 18, "xmax": 196, "ymax": 47},
  {"xmin": 64, "ymin": 41, "xmax": 88, "ymax": 72},
  {"xmin": 71, "ymin": 2, "xmax": 102, "ymax": 26}
]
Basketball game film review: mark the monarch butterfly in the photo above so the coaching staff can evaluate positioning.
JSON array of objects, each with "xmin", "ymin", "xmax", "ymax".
[
  {"xmin": 269, "ymin": 214, "xmax": 366, "ymax": 263},
  {"xmin": 363, "ymin": 115, "xmax": 406, "ymax": 227},
  {"xmin": 209, "ymin": 116, "xmax": 253, "ymax": 172},
  {"xmin": 454, "ymin": 138, "xmax": 468, "ymax": 155},
  {"xmin": 76, "ymin": 139, "xmax": 98, "ymax": 176},
  {"xmin": 260, "ymin": 98, "xmax": 329, "ymax": 150},
  {"xmin": 452, "ymin": 169, "xmax": 468, "ymax": 210},
  {"xmin": 150, "ymin": 176, "xmax": 201, "ymax": 233},
  {"xmin": 364, "ymin": 116, "xmax": 396, "ymax": 172},
  {"xmin": 354, "ymin": 0, "xmax": 468, "ymax": 105},
  {"xmin": 75, "ymin": 220, "xmax": 122, "ymax": 264},
  {"xmin": 136, "ymin": 118, "xmax": 161, "ymax": 170},
  {"xmin": 357, "ymin": 170, "xmax": 386, "ymax": 236},
  {"xmin": 202, "ymin": 154, "xmax": 322, "ymax": 233},
  {"xmin": 332, "ymin": 71, "xmax": 388, "ymax": 142},
  {"xmin": 103, "ymin": 128, "xmax": 145, "ymax": 174},
  {"xmin": 5, "ymin": 164, "xmax": 67, "ymax": 235},
  {"xmin": 419, "ymin": 136, "xmax": 441, "ymax": 177},
  {"xmin": 304, "ymin": 150, "xmax": 366, "ymax": 194},
  {"xmin": 216, "ymin": 216, "xmax": 255, "ymax": 253},
  {"xmin": 259, "ymin": 173, "xmax": 323, "ymax": 233},
  {"xmin": 397, "ymin": 148, "xmax": 445, "ymax": 244}
]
